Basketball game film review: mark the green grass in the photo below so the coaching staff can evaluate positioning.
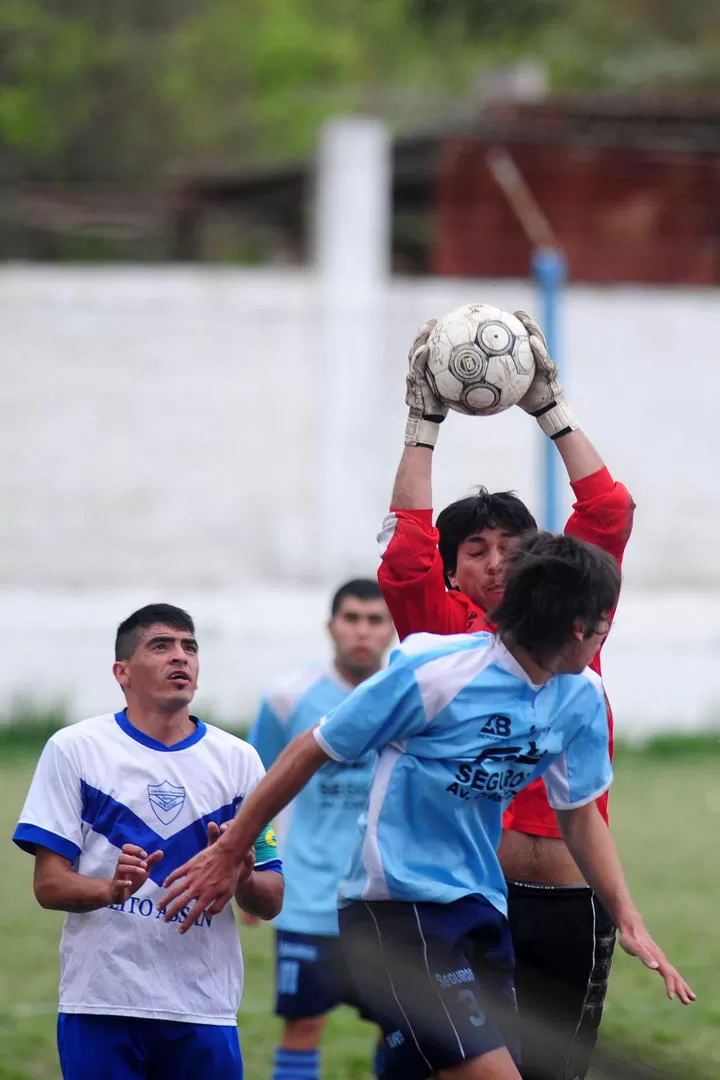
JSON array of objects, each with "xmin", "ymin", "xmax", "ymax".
[{"xmin": 1, "ymin": 748, "xmax": 718, "ymax": 1080}]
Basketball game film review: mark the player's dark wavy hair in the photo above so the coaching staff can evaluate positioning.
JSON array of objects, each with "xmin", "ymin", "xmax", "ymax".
[
  {"xmin": 491, "ymin": 531, "xmax": 620, "ymax": 667},
  {"xmin": 115, "ymin": 603, "xmax": 195, "ymax": 661},
  {"xmin": 436, "ymin": 488, "xmax": 537, "ymax": 586}
]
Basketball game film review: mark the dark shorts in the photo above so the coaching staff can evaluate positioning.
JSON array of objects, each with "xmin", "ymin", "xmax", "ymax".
[
  {"xmin": 57, "ymin": 1013, "xmax": 242, "ymax": 1080},
  {"xmin": 507, "ymin": 882, "xmax": 616, "ymax": 1080},
  {"xmin": 274, "ymin": 929, "xmax": 372, "ymax": 1021},
  {"xmin": 339, "ymin": 896, "xmax": 519, "ymax": 1080}
]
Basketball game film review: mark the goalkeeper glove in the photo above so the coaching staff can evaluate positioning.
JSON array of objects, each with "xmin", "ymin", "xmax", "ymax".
[
  {"xmin": 514, "ymin": 310, "xmax": 578, "ymax": 440},
  {"xmin": 404, "ymin": 318, "xmax": 448, "ymax": 449}
]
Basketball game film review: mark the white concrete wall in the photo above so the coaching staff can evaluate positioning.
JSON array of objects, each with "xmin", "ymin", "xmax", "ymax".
[
  {"xmin": 1, "ymin": 267, "xmax": 719, "ymax": 736},
  {"xmin": 1, "ymin": 586, "xmax": 717, "ymax": 742}
]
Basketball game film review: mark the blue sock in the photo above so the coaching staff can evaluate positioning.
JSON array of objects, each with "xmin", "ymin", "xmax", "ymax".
[
  {"xmin": 271, "ymin": 1048, "xmax": 320, "ymax": 1080},
  {"xmin": 373, "ymin": 1042, "xmax": 387, "ymax": 1079}
]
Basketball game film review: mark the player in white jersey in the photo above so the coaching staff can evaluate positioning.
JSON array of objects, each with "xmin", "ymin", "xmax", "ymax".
[
  {"xmin": 161, "ymin": 536, "xmax": 694, "ymax": 1080},
  {"xmin": 247, "ymin": 578, "xmax": 395, "ymax": 1080},
  {"xmin": 13, "ymin": 603, "xmax": 284, "ymax": 1080}
]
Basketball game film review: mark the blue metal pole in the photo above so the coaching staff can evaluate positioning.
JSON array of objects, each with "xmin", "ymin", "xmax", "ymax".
[{"xmin": 531, "ymin": 246, "xmax": 567, "ymax": 531}]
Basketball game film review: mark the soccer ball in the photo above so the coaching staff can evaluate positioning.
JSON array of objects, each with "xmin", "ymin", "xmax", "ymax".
[{"xmin": 425, "ymin": 303, "xmax": 535, "ymax": 416}]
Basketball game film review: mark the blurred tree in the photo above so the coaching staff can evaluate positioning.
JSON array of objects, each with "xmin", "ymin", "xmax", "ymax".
[
  {"xmin": 537, "ymin": 0, "xmax": 720, "ymax": 90},
  {"xmin": 412, "ymin": 0, "xmax": 563, "ymax": 34},
  {"xmin": 0, "ymin": 0, "xmax": 719, "ymax": 187},
  {"xmin": 0, "ymin": 1, "xmax": 178, "ymax": 181}
]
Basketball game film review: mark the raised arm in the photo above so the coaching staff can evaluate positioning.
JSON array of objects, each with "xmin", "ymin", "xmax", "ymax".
[
  {"xmin": 379, "ymin": 319, "xmax": 471, "ymax": 639},
  {"xmin": 390, "ymin": 317, "xmax": 444, "ymax": 511},
  {"xmin": 553, "ymin": 428, "xmax": 604, "ymax": 483},
  {"xmin": 389, "ymin": 445, "xmax": 434, "ymax": 510},
  {"xmin": 514, "ymin": 311, "xmax": 635, "ymax": 563}
]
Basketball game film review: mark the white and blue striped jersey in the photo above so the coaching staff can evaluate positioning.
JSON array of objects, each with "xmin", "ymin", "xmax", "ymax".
[
  {"xmin": 13, "ymin": 712, "xmax": 282, "ymax": 1025},
  {"xmin": 249, "ymin": 662, "xmax": 376, "ymax": 935},
  {"xmin": 314, "ymin": 632, "xmax": 611, "ymax": 917}
]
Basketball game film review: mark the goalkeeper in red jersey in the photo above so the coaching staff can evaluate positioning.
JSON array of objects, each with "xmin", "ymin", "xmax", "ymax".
[{"xmin": 377, "ymin": 312, "xmax": 635, "ymax": 1080}]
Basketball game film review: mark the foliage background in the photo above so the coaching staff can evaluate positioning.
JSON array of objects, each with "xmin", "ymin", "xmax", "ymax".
[{"xmin": 1, "ymin": 0, "xmax": 719, "ymax": 186}]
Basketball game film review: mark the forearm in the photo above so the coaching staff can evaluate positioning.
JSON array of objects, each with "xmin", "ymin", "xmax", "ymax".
[
  {"xmin": 553, "ymin": 428, "xmax": 605, "ymax": 483},
  {"xmin": 35, "ymin": 869, "xmax": 111, "ymax": 913},
  {"xmin": 235, "ymin": 871, "xmax": 284, "ymax": 920},
  {"xmin": 214, "ymin": 730, "xmax": 329, "ymax": 864},
  {"xmin": 556, "ymin": 805, "xmax": 639, "ymax": 929},
  {"xmin": 390, "ymin": 446, "xmax": 433, "ymax": 509}
]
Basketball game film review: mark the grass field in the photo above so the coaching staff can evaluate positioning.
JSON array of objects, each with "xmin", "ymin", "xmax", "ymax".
[{"xmin": 1, "ymin": 741, "xmax": 718, "ymax": 1080}]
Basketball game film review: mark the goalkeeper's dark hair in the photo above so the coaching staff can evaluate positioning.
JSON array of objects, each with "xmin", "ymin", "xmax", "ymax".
[
  {"xmin": 436, "ymin": 488, "xmax": 537, "ymax": 586},
  {"xmin": 330, "ymin": 578, "xmax": 384, "ymax": 617},
  {"xmin": 491, "ymin": 532, "xmax": 621, "ymax": 667},
  {"xmin": 115, "ymin": 604, "xmax": 195, "ymax": 661}
]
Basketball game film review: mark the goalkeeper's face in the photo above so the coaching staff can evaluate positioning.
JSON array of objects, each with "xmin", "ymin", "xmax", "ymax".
[
  {"xmin": 448, "ymin": 526, "xmax": 520, "ymax": 614},
  {"xmin": 329, "ymin": 597, "xmax": 395, "ymax": 684}
]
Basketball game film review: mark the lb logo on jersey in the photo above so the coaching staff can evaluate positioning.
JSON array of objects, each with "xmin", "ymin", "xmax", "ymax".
[{"xmin": 148, "ymin": 780, "xmax": 186, "ymax": 825}]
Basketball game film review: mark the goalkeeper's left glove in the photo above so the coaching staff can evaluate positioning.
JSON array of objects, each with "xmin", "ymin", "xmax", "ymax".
[
  {"xmin": 404, "ymin": 318, "xmax": 448, "ymax": 449},
  {"xmin": 514, "ymin": 310, "xmax": 578, "ymax": 440}
]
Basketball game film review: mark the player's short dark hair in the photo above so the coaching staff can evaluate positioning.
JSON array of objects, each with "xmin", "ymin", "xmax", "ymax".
[
  {"xmin": 436, "ymin": 488, "xmax": 537, "ymax": 584},
  {"xmin": 330, "ymin": 578, "xmax": 384, "ymax": 617},
  {"xmin": 491, "ymin": 532, "xmax": 621, "ymax": 667},
  {"xmin": 115, "ymin": 603, "xmax": 195, "ymax": 661}
]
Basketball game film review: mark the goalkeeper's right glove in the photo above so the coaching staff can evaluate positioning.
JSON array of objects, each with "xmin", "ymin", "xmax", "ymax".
[
  {"xmin": 514, "ymin": 310, "xmax": 578, "ymax": 440},
  {"xmin": 404, "ymin": 318, "xmax": 448, "ymax": 449}
]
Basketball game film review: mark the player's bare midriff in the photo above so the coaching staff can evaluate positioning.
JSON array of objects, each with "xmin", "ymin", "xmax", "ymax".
[{"xmin": 498, "ymin": 829, "xmax": 587, "ymax": 886}]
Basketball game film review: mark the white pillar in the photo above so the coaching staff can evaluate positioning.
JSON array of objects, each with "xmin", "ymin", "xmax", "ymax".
[{"xmin": 314, "ymin": 117, "xmax": 391, "ymax": 581}]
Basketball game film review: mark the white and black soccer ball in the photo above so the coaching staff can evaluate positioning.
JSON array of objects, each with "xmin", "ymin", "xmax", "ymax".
[{"xmin": 425, "ymin": 303, "xmax": 535, "ymax": 416}]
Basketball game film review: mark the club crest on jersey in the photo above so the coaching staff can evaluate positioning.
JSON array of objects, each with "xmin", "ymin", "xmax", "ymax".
[{"xmin": 148, "ymin": 781, "xmax": 186, "ymax": 825}]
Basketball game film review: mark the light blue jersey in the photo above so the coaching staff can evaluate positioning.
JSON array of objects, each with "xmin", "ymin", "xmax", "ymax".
[
  {"xmin": 314, "ymin": 632, "xmax": 611, "ymax": 917},
  {"xmin": 249, "ymin": 662, "xmax": 376, "ymax": 935}
]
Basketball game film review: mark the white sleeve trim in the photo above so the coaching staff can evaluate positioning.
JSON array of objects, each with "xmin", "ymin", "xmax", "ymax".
[
  {"xmin": 413, "ymin": 639, "xmax": 495, "ymax": 724},
  {"xmin": 548, "ymin": 781, "xmax": 612, "ymax": 812},
  {"xmin": 312, "ymin": 724, "xmax": 347, "ymax": 763},
  {"xmin": 377, "ymin": 513, "xmax": 399, "ymax": 557}
]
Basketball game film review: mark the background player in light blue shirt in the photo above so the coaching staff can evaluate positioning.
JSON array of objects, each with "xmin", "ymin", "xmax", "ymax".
[
  {"xmin": 248, "ymin": 579, "xmax": 395, "ymax": 1080},
  {"xmin": 163, "ymin": 537, "xmax": 695, "ymax": 1080}
]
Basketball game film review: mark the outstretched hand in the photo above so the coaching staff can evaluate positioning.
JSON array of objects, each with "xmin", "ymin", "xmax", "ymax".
[
  {"xmin": 207, "ymin": 822, "xmax": 255, "ymax": 879},
  {"xmin": 158, "ymin": 825, "xmax": 253, "ymax": 934},
  {"xmin": 619, "ymin": 921, "xmax": 696, "ymax": 1005},
  {"xmin": 110, "ymin": 844, "xmax": 164, "ymax": 905}
]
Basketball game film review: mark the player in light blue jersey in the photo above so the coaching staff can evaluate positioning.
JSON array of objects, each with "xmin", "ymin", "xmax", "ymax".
[
  {"xmin": 248, "ymin": 579, "xmax": 395, "ymax": 1080},
  {"xmin": 13, "ymin": 604, "xmax": 284, "ymax": 1080},
  {"xmin": 162, "ymin": 536, "xmax": 694, "ymax": 1080}
]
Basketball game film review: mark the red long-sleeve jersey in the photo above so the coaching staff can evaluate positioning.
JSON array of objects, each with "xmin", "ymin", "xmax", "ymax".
[{"xmin": 377, "ymin": 466, "xmax": 635, "ymax": 839}]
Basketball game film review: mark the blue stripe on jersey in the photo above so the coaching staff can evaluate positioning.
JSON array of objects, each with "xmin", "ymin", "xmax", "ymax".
[
  {"xmin": 13, "ymin": 823, "xmax": 81, "ymax": 863},
  {"xmin": 80, "ymin": 782, "xmax": 243, "ymax": 883}
]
